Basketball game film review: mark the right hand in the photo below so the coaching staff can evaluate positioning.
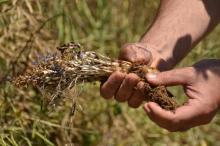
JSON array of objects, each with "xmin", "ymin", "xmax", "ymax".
[
  {"xmin": 100, "ymin": 43, "xmax": 169, "ymax": 108},
  {"xmin": 144, "ymin": 59, "xmax": 220, "ymax": 131}
]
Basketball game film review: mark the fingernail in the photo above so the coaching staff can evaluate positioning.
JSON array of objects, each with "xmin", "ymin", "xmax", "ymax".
[{"xmin": 147, "ymin": 73, "xmax": 157, "ymax": 80}]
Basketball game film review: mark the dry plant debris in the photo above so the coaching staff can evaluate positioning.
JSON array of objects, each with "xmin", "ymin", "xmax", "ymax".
[{"xmin": 14, "ymin": 42, "xmax": 178, "ymax": 111}]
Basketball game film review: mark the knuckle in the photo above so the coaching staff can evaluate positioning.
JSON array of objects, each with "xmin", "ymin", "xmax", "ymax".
[
  {"xmin": 100, "ymin": 84, "xmax": 106, "ymax": 94},
  {"xmin": 125, "ymin": 73, "xmax": 139, "ymax": 85},
  {"xmin": 115, "ymin": 90, "xmax": 127, "ymax": 102},
  {"xmin": 128, "ymin": 100, "xmax": 139, "ymax": 108},
  {"xmin": 110, "ymin": 72, "xmax": 125, "ymax": 84},
  {"xmin": 136, "ymin": 81, "xmax": 145, "ymax": 90},
  {"xmin": 119, "ymin": 44, "xmax": 135, "ymax": 61},
  {"xmin": 120, "ymin": 44, "xmax": 134, "ymax": 55},
  {"xmin": 185, "ymin": 67, "xmax": 197, "ymax": 82},
  {"xmin": 122, "ymin": 43, "xmax": 135, "ymax": 50},
  {"xmin": 100, "ymin": 72, "xmax": 125, "ymax": 99},
  {"xmin": 115, "ymin": 92, "xmax": 127, "ymax": 102},
  {"xmin": 127, "ymin": 73, "xmax": 139, "ymax": 79},
  {"xmin": 115, "ymin": 83, "xmax": 132, "ymax": 102},
  {"xmin": 120, "ymin": 43, "xmax": 152, "ymax": 64},
  {"xmin": 100, "ymin": 90, "xmax": 111, "ymax": 99},
  {"xmin": 127, "ymin": 95, "xmax": 143, "ymax": 108},
  {"xmin": 113, "ymin": 71, "xmax": 126, "ymax": 79},
  {"xmin": 100, "ymin": 86, "xmax": 112, "ymax": 99}
]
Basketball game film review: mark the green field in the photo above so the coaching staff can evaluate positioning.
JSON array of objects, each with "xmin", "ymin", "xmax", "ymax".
[{"xmin": 0, "ymin": 0, "xmax": 220, "ymax": 146}]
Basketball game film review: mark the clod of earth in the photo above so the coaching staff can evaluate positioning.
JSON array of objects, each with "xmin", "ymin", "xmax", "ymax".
[{"xmin": 14, "ymin": 42, "xmax": 178, "ymax": 111}]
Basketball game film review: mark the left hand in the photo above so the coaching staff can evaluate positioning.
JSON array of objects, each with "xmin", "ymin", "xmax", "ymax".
[
  {"xmin": 100, "ymin": 43, "xmax": 153, "ymax": 108},
  {"xmin": 144, "ymin": 59, "xmax": 220, "ymax": 132}
]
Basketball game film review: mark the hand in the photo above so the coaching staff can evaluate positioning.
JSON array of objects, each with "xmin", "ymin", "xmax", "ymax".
[
  {"xmin": 100, "ymin": 43, "xmax": 167, "ymax": 108},
  {"xmin": 144, "ymin": 59, "xmax": 220, "ymax": 131}
]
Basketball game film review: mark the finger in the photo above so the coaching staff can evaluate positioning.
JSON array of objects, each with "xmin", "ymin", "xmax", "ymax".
[
  {"xmin": 128, "ymin": 89, "xmax": 144, "ymax": 108},
  {"xmin": 173, "ymin": 100, "xmax": 215, "ymax": 129},
  {"xmin": 144, "ymin": 102, "xmax": 177, "ymax": 131},
  {"xmin": 119, "ymin": 43, "xmax": 152, "ymax": 64},
  {"xmin": 144, "ymin": 100, "xmax": 211, "ymax": 132},
  {"xmin": 100, "ymin": 71, "xmax": 126, "ymax": 99},
  {"xmin": 135, "ymin": 81, "xmax": 146, "ymax": 95},
  {"xmin": 146, "ymin": 67, "xmax": 195, "ymax": 86},
  {"xmin": 115, "ymin": 73, "xmax": 140, "ymax": 102}
]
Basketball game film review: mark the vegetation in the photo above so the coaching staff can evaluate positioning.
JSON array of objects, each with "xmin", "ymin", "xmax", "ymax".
[
  {"xmin": 0, "ymin": 0, "xmax": 220, "ymax": 146},
  {"xmin": 15, "ymin": 42, "xmax": 177, "ymax": 111}
]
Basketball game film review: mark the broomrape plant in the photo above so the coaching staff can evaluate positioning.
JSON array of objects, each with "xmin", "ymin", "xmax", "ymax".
[{"xmin": 15, "ymin": 42, "xmax": 178, "ymax": 111}]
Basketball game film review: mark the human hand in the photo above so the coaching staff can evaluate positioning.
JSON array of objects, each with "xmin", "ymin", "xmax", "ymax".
[
  {"xmin": 100, "ymin": 43, "xmax": 169, "ymax": 108},
  {"xmin": 144, "ymin": 59, "xmax": 220, "ymax": 131}
]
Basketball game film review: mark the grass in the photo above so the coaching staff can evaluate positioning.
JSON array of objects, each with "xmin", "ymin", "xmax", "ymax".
[{"xmin": 0, "ymin": 0, "xmax": 220, "ymax": 146}]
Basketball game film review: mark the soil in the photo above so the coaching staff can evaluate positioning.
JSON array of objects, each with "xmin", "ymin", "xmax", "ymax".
[{"xmin": 127, "ymin": 63, "xmax": 178, "ymax": 111}]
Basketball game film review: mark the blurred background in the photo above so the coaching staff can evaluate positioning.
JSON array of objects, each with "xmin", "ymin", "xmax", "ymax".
[{"xmin": 0, "ymin": 0, "xmax": 220, "ymax": 146}]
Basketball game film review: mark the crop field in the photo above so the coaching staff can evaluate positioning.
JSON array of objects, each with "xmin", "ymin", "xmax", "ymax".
[{"xmin": 0, "ymin": 0, "xmax": 220, "ymax": 146}]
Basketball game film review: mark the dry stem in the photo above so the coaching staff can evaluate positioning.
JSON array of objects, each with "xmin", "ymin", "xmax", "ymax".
[{"xmin": 14, "ymin": 42, "xmax": 178, "ymax": 110}]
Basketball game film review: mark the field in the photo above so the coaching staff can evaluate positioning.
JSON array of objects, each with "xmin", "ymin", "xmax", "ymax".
[{"xmin": 1, "ymin": 0, "xmax": 220, "ymax": 146}]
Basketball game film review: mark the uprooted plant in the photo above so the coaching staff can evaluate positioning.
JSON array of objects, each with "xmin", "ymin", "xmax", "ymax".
[{"xmin": 14, "ymin": 42, "xmax": 178, "ymax": 111}]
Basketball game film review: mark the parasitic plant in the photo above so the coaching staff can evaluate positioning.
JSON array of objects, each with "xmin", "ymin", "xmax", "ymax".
[{"xmin": 15, "ymin": 42, "xmax": 178, "ymax": 111}]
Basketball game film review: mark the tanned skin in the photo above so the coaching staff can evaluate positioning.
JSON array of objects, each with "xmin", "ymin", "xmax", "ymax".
[{"xmin": 100, "ymin": 0, "xmax": 220, "ymax": 131}]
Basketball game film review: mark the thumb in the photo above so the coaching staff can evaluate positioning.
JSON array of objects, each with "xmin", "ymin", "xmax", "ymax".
[
  {"xmin": 146, "ymin": 67, "xmax": 195, "ymax": 86},
  {"xmin": 119, "ymin": 43, "xmax": 152, "ymax": 64}
]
